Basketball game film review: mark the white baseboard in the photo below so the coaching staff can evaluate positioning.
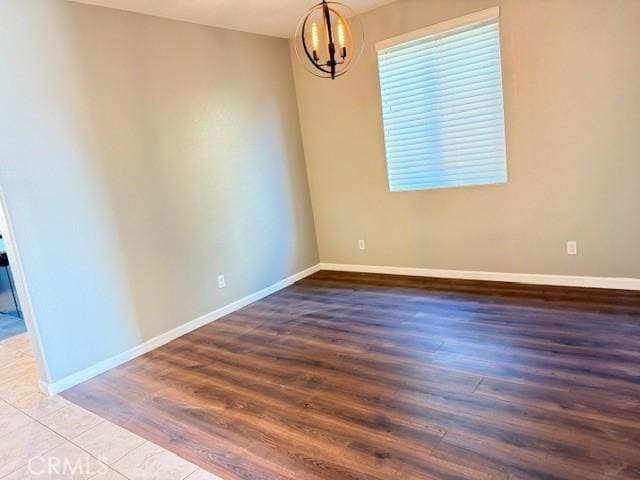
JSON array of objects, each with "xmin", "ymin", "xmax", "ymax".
[
  {"xmin": 40, "ymin": 263, "xmax": 321, "ymax": 396},
  {"xmin": 40, "ymin": 261, "xmax": 638, "ymax": 395},
  {"xmin": 319, "ymin": 263, "xmax": 640, "ymax": 291}
]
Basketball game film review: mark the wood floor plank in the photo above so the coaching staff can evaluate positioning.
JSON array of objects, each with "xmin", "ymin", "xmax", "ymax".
[
  {"xmin": 63, "ymin": 271, "xmax": 640, "ymax": 479},
  {"xmin": 476, "ymin": 377, "xmax": 640, "ymax": 428}
]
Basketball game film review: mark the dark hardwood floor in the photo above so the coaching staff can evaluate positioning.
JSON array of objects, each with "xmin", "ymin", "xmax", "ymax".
[{"xmin": 63, "ymin": 270, "xmax": 640, "ymax": 480}]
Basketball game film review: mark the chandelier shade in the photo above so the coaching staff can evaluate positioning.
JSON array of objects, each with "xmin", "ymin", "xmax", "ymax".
[{"xmin": 294, "ymin": 1, "xmax": 364, "ymax": 79}]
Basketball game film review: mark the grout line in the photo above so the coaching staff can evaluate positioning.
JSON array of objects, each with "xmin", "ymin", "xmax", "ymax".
[
  {"xmin": 9, "ymin": 407, "xmax": 108, "ymax": 471},
  {"xmin": 105, "ymin": 438, "xmax": 198, "ymax": 480},
  {"xmin": 0, "ymin": 416, "xmax": 66, "ymax": 479},
  {"xmin": 84, "ymin": 423, "xmax": 145, "ymax": 467},
  {"xmin": 106, "ymin": 441, "xmax": 150, "ymax": 479},
  {"xmin": 180, "ymin": 465, "xmax": 201, "ymax": 480},
  {"xmin": 21, "ymin": 412, "xmax": 130, "ymax": 480}
]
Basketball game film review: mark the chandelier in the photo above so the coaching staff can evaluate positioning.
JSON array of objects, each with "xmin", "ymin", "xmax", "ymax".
[{"xmin": 294, "ymin": 1, "xmax": 364, "ymax": 79}]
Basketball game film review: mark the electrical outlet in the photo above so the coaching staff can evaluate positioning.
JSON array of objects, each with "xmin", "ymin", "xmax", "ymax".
[
  {"xmin": 217, "ymin": 274, "xmax": 226, "ymax": 288},
  {"xmin": 566, "ymin": 241, "xmax": 577, "ymax": 256},
  {"xmin": 358, "ymin": 239, "xmax": 366, "ymax": 250}
]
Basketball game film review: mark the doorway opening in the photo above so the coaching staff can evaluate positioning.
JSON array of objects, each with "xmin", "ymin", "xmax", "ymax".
[
  {"xmin": 0, "ymin": 231, "xmax": 26, "ymax": 341},
  {"xmin": 0, "ymin": 185, "xmax": 50, "ymax": 390}
]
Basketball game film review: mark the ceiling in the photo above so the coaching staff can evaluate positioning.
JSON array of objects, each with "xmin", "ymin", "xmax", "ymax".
[{"xmin": 69, "ymin": 0, "xmax": 396, "ymax": 38}]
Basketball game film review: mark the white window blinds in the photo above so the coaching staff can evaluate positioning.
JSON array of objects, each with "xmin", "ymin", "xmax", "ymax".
[{"xmin": 377, "ymin": 7, "xmax": 507, "ymax": 192}]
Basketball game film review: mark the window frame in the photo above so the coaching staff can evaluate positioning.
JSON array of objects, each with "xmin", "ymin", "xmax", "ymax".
[{"xmin": 376, "ymin": 7, "xmax": 508, "ymax": 193}]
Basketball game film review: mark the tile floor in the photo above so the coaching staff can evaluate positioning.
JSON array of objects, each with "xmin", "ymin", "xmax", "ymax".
[{"xmin": 0, "ymin": 333, "xmax": 223, "ymax": 480}]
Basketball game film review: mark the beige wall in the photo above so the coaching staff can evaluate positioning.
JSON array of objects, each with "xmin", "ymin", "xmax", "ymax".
[
  {"xmin": 292, "ymin": 0, "xmax": 640, "ymax": 278},
  {"xmin": 0, "ymin": 0, "xmax": 318, "ymax": 382}
]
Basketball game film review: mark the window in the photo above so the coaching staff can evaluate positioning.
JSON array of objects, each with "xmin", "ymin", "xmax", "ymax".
[{"xmin": 377, "ymin": 7, "xmax": 507, "ymax": 192}]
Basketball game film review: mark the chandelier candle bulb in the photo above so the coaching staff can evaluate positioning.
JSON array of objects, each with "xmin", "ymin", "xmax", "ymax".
[
  {"xmin": 338, "ymin": 19, "xmax": 347, "ymax": 58},
  {"xmin": 295, "ymin": 1, "xmax": 364, "ymax": 80},
  {"xmin": 311, "ymin": 22, "xmax": 320, "ymax": 61}
]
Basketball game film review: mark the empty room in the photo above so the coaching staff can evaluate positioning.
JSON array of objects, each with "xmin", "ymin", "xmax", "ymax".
[{"xmin": 0, "ymin": 0, "xmax": 639, "ymax": 479}]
